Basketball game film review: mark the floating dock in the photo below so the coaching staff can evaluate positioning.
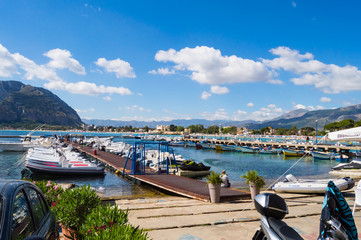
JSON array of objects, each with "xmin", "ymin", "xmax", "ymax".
[{"xmin": 72, "ymin": 143, "xmax": 250, "ymax": 202}]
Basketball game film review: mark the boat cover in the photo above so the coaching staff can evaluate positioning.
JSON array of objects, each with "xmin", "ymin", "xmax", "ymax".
[
  {"xmin": 318, "ymin": 181, "xmax": 358, "ymax": 240},
  {"xmin": 326, "ymin": 126, "xmax": 361, "ymax": 142}
]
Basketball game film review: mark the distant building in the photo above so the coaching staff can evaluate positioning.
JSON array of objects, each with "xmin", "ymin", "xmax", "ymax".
[
  {"xmin": 156, "ymin": 125, "xmax": 170, "ymax": 132},
  {"xmin": 237, "ymin": 127, "xmax": 249, "ymax": 135}
]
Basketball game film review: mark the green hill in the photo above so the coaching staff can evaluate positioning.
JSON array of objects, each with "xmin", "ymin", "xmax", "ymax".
[{"xmin": 0, "ymin": 80, "xmax": 83, "ymax": 127}]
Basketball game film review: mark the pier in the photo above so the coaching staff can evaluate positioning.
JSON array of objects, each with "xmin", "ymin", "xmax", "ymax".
[
  {"xmin": 184, "ymin": 138, "xmax": 361, "ymax": 154},
  {"xmin": 72, "ymin": 143, "xmax": 250, "ymax": 202}
]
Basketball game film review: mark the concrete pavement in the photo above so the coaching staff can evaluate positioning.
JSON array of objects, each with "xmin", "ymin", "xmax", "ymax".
[{"xmin": 116, "ymin": 191, "xmax": 361, "ymax": 240}]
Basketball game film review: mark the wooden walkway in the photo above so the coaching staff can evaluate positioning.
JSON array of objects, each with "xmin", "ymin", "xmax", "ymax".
[{"xmin": 72, "ymin": 143, "xmax": 250, "ymax": 202}]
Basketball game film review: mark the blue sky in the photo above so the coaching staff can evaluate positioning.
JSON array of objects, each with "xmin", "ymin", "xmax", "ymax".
[{"xmin": 1, "ymin": 0, "xmax": 361, "ymax": 122}]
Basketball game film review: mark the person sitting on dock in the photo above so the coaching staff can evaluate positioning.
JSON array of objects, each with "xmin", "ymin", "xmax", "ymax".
[{"xmin": 221, "ymin": 170, "xmax": 231, "ymax": 188}]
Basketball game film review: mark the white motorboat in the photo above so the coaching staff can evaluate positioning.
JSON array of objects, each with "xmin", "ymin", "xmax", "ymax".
[
  {"xmin": 0, "ymin": 136, "xmax": 46, "ymax": 152},
  {"xmin": 25, "ymin": 146, "xmax": 105, "ymax": 175},
  {"xmin": 272, "ymin": 174, "xmax": 355, "ymax": 194}
]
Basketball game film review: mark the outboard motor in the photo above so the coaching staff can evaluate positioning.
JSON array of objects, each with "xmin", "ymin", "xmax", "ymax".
[{"xmin": 252, "ymin": 193, "xmax": 304, "ymax": 240}]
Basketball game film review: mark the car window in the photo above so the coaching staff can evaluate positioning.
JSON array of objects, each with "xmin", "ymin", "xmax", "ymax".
[
  {"xmin": 11, "ymin": 190, "xmax": 35, "ymax": 240},
  {"xmin": 27, "ymin": 188, "xmax": 46, "ymax": 225}
]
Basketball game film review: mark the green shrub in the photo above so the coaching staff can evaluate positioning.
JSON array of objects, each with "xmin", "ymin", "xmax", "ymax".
[
  {"xmin": 79, "ymin": 204, "xmax": 149, "ymax": 240},
  {"xmin": 82, "ymin": 224, "xmax": 149, "ymax": 240},
  {"xmin": 29, "ymin": 180, "xmax": 64, "ymax": 207},
  {"xmin": 53, "ymin": 185, "xmax": 100, "ymax": 231}
]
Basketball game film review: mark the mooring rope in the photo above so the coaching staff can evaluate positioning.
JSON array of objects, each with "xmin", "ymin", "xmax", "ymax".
[
  {"xmin": 231, "ymin": 153, "xmax": 308, "ymax": 221},
  {"xmin": 7, "ymin": 150, "xmax": 28, "ymax": 175}
]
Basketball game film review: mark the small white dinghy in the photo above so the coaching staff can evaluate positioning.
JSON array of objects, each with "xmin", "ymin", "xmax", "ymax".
[{"xmin": 272, "ymin": 174, "xmax": 355, "ymax": 194}]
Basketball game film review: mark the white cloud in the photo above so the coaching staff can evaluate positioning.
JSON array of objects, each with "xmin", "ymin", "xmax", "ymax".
[
  {"xmin": 200, "ymin": 104, "xmax": 284, "ymax": 121},
  {"xmin": 247, "ymin": 102, "xmax": 254, "ymax": 107},
  {"xmin": 266, "ymin": 79, "xmax": 284, "ymax": 85},
  {"xmin": 264, "ymin": 46, "xmax": 361, "ymax": 93},
  {"xmin": 103, "ymin": 96, "xmax": 111, "ymax": 101},
  {"xmin": 0, "ymin": 44, "xmax": 61, "ymax": 81},
  {"xmin": 0, "ymin": 43, "xmax": 135, "ymax": 96},
  {"xmin": 0, "ymin": 44, "xmax": 19, "ymax": 77},
  {"xmin": 293, "ymin": 103, "xmax": 324, "ymax": 111},
  {"xmin": 44, "ymin": 49, "xmax": 86, "ymax": 75},
  {"xmin": 292, "ymin": 1, "xmax": 297, "ymax": 7},
  {"xmin": 154, "ymin": 46, "xmax": 273, "ymax": 85},
  {"xmin": 124, "ymin": 105, "xmax": 151, "ymax": 112},
  {"xmin": 251, "ymin": 104, "xmax": 284, "ymax": 121},
  {"xmin": 75, "ymin": 108, "xmax": 95, "ymax": 113},
  {"xmin": 45, "ymin": 81, "xmax": 132, "ymax": 96},
  {"xmin": 210, "ymin": 85, "xmax": 229, "ymax": 94},
  {"xmin": 95, "ymin": 57, "xmax": 135, "ymax": 78},
  {"xmin": 148, "ymin": 67, "xmax": 175, "ymax": 75},
  {"xmin": 320, "ymin": 97, "xmax": 331, "ymax": 102},
  {"xmin": 201, "ymin": 91, "xmax": 211, "ymax": 100},
  {"xmin": 201, "ymin": 109, "xmax": 229, "ymax": 120}
]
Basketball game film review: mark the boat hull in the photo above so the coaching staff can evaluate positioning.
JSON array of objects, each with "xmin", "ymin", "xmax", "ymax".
[
  {"xmin": 282, "ymin": 149, "xmax": 305, "ymax": 157},
  {"xmin": 236, "ymin": 146, "xmax": 259, "ymax": 153},
  {"xmin": 312, "ymin": 151, "xmax": 332, "ymax": 160},
  {"xmin": 272, "ymin": 177, "xmax": 354, "ymax": 193},
  {"xmin": 25, "ymin": 163, "xmax": 105, "ymax": 175}
]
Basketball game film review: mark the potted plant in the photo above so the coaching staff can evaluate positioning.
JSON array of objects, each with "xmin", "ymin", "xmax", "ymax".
[
  {"xmin": 53, "ymin": 185, "xmax": 101, "ymax": 239},
  {"xmin": 206, "ymin": 171, "xmax": 223, "ymax": 203},
  {"xmin": 241, "ymin": 170, "xmax": 266, "ymax": 199}
]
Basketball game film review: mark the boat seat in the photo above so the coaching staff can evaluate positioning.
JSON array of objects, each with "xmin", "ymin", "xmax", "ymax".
[{"xmin": 268, "ymin": 217, "xmax": 304, "ymax": 240}]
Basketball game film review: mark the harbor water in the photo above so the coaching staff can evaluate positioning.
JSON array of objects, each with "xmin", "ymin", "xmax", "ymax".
[{"xmin": 0, "ymin": 130, "xmax": 338, "ymax": 196}]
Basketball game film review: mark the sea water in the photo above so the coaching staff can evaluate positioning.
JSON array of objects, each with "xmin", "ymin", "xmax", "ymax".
[{"xmin": 0, "ymin": 130, "xmax": 336, "ymax": 194}]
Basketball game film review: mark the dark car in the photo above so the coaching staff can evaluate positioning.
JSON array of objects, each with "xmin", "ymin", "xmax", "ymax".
[{"xmin": 0, "ymin": 180, "xmax": 59, "ymax": 240}]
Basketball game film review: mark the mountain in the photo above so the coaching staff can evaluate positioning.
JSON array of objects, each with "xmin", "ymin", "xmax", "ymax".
[
  {"xmin": 83, "ymin": 105, "xmax": 361, "ymax": 130},
  {"xmin": 0, "ymin": 80, "xmax": 83, "ymax": 126},
  {"xmin": 82, "ymin": 119, "xmax": 257, "ymax": 128},
  {"xmin": 245, "ymin": 104, "xmax": 361, "ymax": 129},
  {"xmin": 270, "ymin": 109, "xmax": 309, "ymax": 121}
]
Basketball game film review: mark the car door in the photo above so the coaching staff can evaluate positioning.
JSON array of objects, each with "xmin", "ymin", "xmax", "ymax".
[
  {"xmin": 25, "ymin": 186, "xmax": 58, "ymax": 240},
  {"xmin": 10, "ymin": 188, "xmax": 36, "ymax": 240}
]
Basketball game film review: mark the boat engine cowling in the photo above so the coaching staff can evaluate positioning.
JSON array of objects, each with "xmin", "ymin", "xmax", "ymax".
[
  {"xmin": 254, "ymin": 193, "xmax": 288, "ymax": 220},
  {"xmin": 285, "ymin": 174, "xmax": 298, "ymax": 182}
]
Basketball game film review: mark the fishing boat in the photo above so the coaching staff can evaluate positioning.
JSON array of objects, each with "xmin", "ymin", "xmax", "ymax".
[
  {"xmin": 122, "ymin": 134, "xmax": 141, "ymax": 139},
  {"xmin": 311, "ymin": 151, "xmax": 334, "ymax": 160},
  {"xmin": 168, "ymin": 141, "xmax": 185, "ymax": 147},
  {"xmin": 195, "ymin": 143, "xmax": 203, "ymax": 149},
  {"xmin": 215, "ymin": 144, "xmax": 223, "ymax": 150},
  {"xmin": 201, "ymin": 142, "xmax": 214, "ymax": 149},
  {"xmin": 282, "ymin": 148, "xmax": 305, "ymax": 157},
  {"xmin": 184, "ymin": 141, "xmax": 196, "ymax": 148},
  {"xmin": 259, "ymin": 147, "xmax": 281, "ymax": 154},
  {"xmin": 235, "ymin": 146, "xmax": 259, "ymax": 153},
  {"xmin": 272, "ymin": 174, "xmax": 354, "ymax": 193},
  {"xmin": 24, "ymin": 146, "xmax": 105, "ymax": 175},
  {"xmin": 215, "ymin": 144, "xmax": 234, "ymax": 151}
]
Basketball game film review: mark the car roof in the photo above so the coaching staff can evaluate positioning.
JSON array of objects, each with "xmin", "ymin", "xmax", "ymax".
[{"xmin": 0, "ymin": 180, "xmax": 29, "ymax": 195}]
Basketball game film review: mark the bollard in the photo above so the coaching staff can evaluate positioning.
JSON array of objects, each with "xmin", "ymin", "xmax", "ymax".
[{"xmin": 94, "ymin": 149, "xmax": 97, "ymax": 155}]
